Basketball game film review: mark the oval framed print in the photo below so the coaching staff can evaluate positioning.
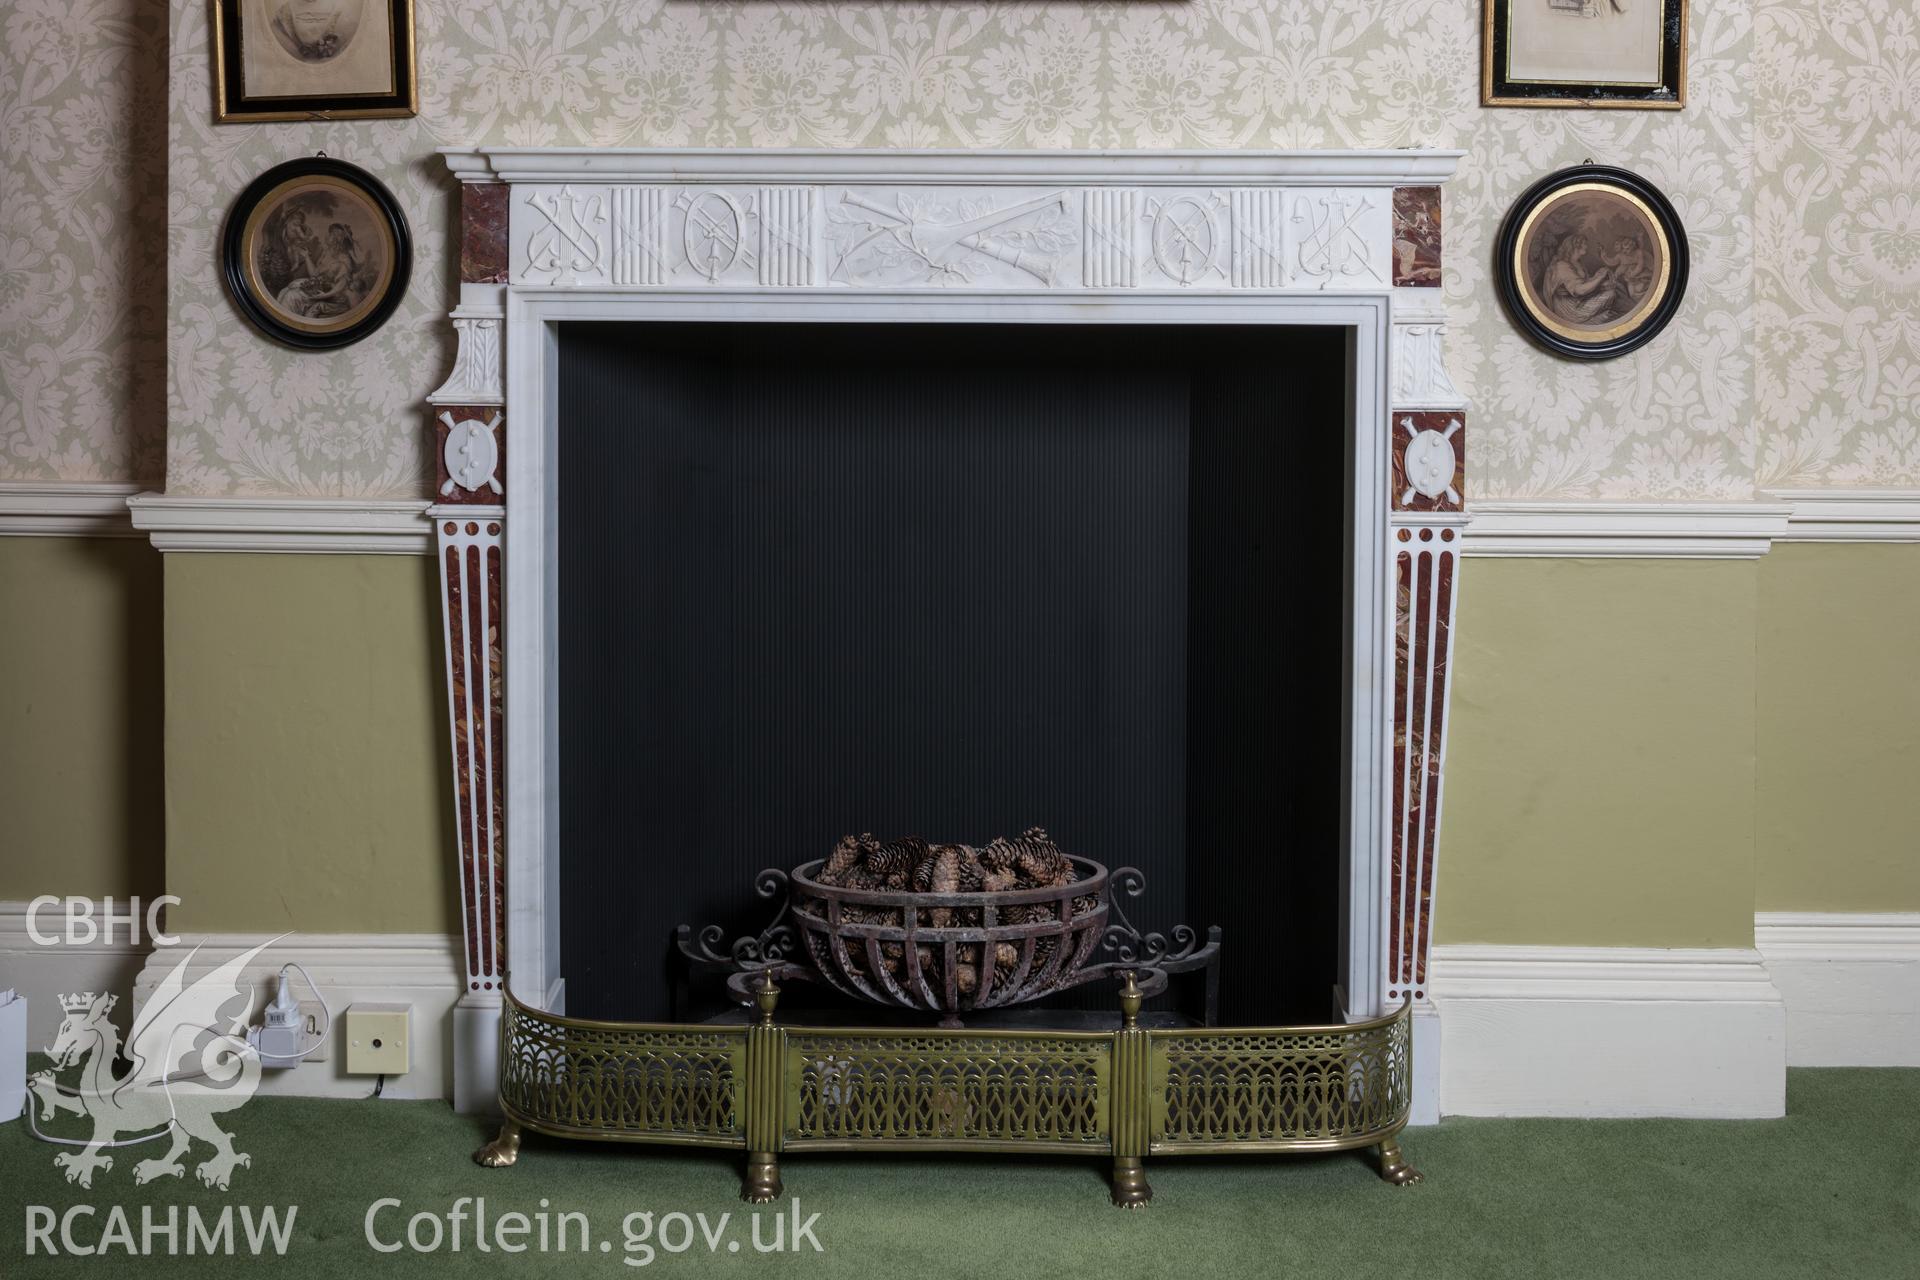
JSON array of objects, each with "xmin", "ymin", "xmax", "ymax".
[
  {"xmin": 1494, "ymin": 164, "xmax": 1688, "ymax": 361},
  {"xmin": 221, "ymin": 156, "xmax": 412, "ymax": 351}
]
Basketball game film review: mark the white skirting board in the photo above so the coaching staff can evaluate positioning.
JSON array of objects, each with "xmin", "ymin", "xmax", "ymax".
[
  {"xmin": 0, "ymin": 902, "xmax": 153, "ymax": 1050},
  {"xmin": 1754, "ymin": 913, "xmax": 1920, "ymax": 1066},
  {"xmin": 1427, "ymin": 945, "xmax": 1787, "ymax": 1118},
  {"xmin": 130, "ymin": 933, "xmax": 463, "ymax": 1101}
]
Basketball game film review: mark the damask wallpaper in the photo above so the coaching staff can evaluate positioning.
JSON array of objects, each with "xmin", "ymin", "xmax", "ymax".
[
  {"xmin": 0, "ymin": 0, "xmax": 166, "ymax": 483},
  {"xmin": 1754, "ymin": 0, "xmax": 1920, "ymax": 487},
  {"xmin": 14, "ymin": 0, "xmax": 1907, "ymax": 498}
]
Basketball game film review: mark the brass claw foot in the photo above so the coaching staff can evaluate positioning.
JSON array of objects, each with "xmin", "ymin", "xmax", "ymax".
[
  {"xmin": 1376, "ymin": 1137, "xmax": 1423, "ymax": 1186},
  {"xmin": 742, "ymin": 1151, "xmax": 783, "ymax": 1203},
  {"xmin": 475, "ymin": 1121, "xmax": 523, "ymax": 1168},
  {"xmin": 1110, "ymin": 1157, "xmax": 1152, "ymax": 1209}
]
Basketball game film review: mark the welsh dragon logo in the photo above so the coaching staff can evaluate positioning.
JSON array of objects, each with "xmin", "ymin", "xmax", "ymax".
[{"xmin": 29, "ymin": 940, "xmax": 276, "ymax": 1189}]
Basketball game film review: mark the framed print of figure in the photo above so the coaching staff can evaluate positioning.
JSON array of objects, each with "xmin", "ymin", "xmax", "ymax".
[
  {"xmin": 221, "ymin": 156, "xmax": 412, "ymax": 349},
  {"xmin": 213, "ymin": 0, "xmax": 418, "ymax": 122},
  {"xmin": 1494, "ymin": 164, "xmax": 1688, "ymax": 360},
  {"xmin": 1483, "ymin": 0, "xmax": 1686, "ymax": 109}
]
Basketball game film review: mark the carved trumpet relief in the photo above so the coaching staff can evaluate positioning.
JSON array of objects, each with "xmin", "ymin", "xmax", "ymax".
[
  {"xmin": 517, "ymin": 184, "xmax": 611, "ymax": 286},
  {"xmin": 824, "ymin": 187, "xmax": 1075, "ymax": 288},
  {"xmin": 1287, "ymin": 189, "xmax": 1390, "ymax": 289}
]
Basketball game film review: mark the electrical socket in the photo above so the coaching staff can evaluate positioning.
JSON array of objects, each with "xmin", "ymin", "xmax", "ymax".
[{"xmin": 296, "ymin": 1000, "xmax": 330, "ymax": 1062}]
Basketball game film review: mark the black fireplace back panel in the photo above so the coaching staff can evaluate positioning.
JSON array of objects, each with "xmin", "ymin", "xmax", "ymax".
[{"xmin": 558, "ymin": 322, "xmax": 1348, "ymax": 1024}]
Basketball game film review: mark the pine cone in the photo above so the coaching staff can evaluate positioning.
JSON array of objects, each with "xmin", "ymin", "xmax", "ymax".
[
  {"xmin": 864, "ymin": 835, "xmax": 926, "ymax": 888},
  {"xmin": 1010, "ymin": 827, "xmax": 1073, "ymax": 886},
  {"xmin": 822, "ymin": 834, "xmax": 864, "ymax": 883}
]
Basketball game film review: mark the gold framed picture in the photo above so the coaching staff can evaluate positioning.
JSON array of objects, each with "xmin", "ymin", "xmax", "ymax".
[
  {"xmin": 1483, "ymin": 0, "xmax": 1686, "ymax": 109},
  {"xmin": 212, "ymin": 0, "xmax": 418, "ymax": 122},
  {"xmin": 221, "ymin": 157, "xmax": 413, "ymax": 349},
  {"xmin": 1494, "ymin": 165, "xmax": 1688, "ymax": 360}
]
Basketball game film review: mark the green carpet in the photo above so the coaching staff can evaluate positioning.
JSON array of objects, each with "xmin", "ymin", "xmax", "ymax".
[{"xmin": 3, "ymin": 1070, "xmax": 1915, "ymax": 1278}]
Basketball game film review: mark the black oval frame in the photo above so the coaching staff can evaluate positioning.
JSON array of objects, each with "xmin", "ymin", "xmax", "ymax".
[
  {"xmin": 221, "ymin": 157, "xmax": 412, "ymax": 352},
  {"xmin": 1494, "ymin": 164, "xmax": 1688, "ymax": 362}
]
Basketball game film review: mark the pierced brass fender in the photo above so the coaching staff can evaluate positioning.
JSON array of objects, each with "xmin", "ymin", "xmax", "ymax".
[{"xmin": 476, "ymin": 978, "xmax": 1420, "ymax": 1206}]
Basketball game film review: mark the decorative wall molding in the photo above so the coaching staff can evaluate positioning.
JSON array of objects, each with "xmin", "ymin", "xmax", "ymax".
[
  {"xmin": 0, "ymin": 482, "xmax": 141, "ymax": 538},
  {"xmin": 1428, "ymin": 944, "xmax": 1786, "ymax": 1118},
  {"xmin": 103, "ymin": 493, "xmax": 1920, "ymax": 559},
  {"xmin": 1755, "ymin": 912, "xmax": 1920, "ymax": 1067},
  {"xmin": 0, "ymin": 901, "xmax": 154, "ymax": 1049},
  {"xmin": 127, "ymin": 493, "xmax": 433, "ymax": 554},
  {"xmin": 1462, "ymin": 501, "xmax": 1793, "ymax": 559},
  {"xmin": 130, "ymin": 933, "xmax": 463, "ymax": 1101},
  {"xmin": 1766, "ymin": 489, "xmax": 1920, "ymax": 543}
]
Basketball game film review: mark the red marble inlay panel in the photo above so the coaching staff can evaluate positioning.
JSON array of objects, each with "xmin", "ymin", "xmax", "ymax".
[
  {"xmin": 444, "ymin": 546, "xmax": 480, "ymax": 982},
  {"xmin": 461, "ymin": 183, "xmax": 509, "ymax": 285},
  {"xmin": 1392, "ymin": 186, "xmax": 1442, "ymax": 287},
  {"xmin": 1390, "ymin": 550, "xmax": 1411, "ymax": 983},
  {"xmin": 1389, "ymin": 538, "xmax": 1456, "ymax": 995},
  {"xmin": 435, "ymin": 407, "xmax": 505, "ymax": 504},
  {"xmin": 1390, "ymin": 411, "xmax": 1465, "ymax": 513},
  {"xmin": 483, "ymin": 541, "xmax": 506, "ymax": 980},
  {"xmin": 443, "ymin": 528, "xmax": 507, "ymax": 987}
]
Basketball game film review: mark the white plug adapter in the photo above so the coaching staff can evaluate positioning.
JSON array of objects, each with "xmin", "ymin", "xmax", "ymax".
[{"xmin": 248, "ymin": 972, "xmax": 309, "ymax": 1069}]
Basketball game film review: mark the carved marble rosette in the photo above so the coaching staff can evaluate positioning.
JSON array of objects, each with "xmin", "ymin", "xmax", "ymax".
[{"xmin": 429, "ymin": 148, "xmax": 1467, "ymax": 1117}]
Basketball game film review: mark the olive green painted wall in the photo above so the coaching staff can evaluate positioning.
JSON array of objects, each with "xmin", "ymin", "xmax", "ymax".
[
  {"xmin": 1436, "ymin": 559, "xmax": 1759, "ymax": 948},
  {"xmin": 24, "ymin": 539, "xmax": 1890, "ymax": 943},
  {"xmin": 0, "ymin": 536, "xmax": 163, "ymax": 901},
  {"xmin": 1756, "ymin": 544, "xmax": 1920, "ymax": 912},
  {"xmin": 162, "ymin": 554, "xmax": 455, "ymax": 934}
]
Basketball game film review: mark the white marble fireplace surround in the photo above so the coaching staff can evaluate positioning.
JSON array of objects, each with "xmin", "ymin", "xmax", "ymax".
[{"xmin": 427, "ymin": 147, "xmax": 1470, "ymax": 1118}]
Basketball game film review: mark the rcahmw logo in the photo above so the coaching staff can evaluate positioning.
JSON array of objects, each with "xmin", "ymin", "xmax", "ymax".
[
  {"xmin": 26, "ymin": 1204, "xmax": 298, "ymax": 1258},
  {"xmin": 32, "ymin": 940, "xmax": 278, "ymax": 1188}
]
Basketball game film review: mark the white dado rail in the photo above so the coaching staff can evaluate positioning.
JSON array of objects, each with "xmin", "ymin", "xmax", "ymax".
[{"xmin": 428, "ymin": 145, "xmax": 1472, "ymax": 1116}]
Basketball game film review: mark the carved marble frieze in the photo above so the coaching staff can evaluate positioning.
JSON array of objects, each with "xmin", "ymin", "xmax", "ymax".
[{"xmin": 506, "ymin": 182, "xmax": 1402, "ymax": 292}]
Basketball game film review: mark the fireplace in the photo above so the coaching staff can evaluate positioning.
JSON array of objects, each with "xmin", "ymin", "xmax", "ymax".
[
  {"xmin": 557, "ymin": 319, "xmax": 1349, "ymax": 1026},
  {"xmin": 427, "ymin": 147, "xmax": 1468, "ymax": 1132}
]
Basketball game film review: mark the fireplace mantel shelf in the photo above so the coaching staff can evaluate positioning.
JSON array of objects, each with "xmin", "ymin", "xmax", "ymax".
[{"xmin": 441, "ymin": 146, "xmax": 1467, "ymax": 187}]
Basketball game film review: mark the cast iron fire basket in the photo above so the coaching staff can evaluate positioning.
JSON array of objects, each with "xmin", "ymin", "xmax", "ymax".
[{"xmin": 787, "ymin": 854, "xmax": 1109, "ymax": 1022}]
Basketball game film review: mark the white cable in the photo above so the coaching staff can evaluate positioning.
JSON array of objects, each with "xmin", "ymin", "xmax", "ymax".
[{"xmin": 276, "ymin": 961, "xmax": 332, "ymax": 1058}]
